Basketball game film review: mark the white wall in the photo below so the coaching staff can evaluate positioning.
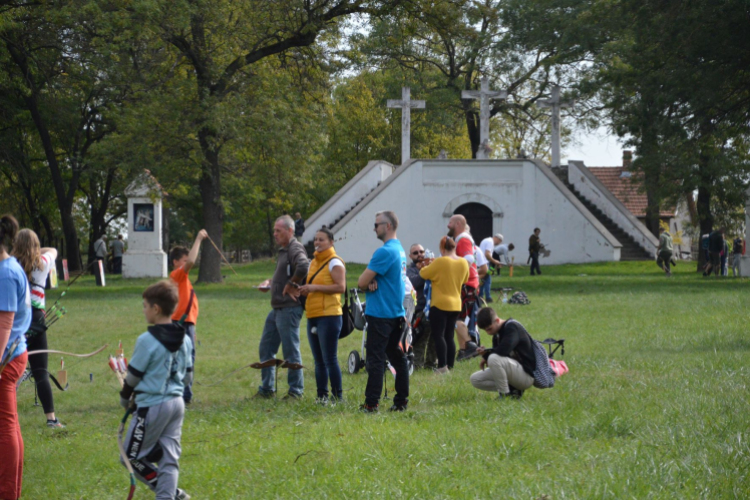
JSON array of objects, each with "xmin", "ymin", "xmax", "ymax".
[
  {"xmin": 332, "ymin": 159, "xmax": 620, "ymax": 265},
  {"xmin": 302, "ymin": 160, "xmax": 394, "ymax": 243}
]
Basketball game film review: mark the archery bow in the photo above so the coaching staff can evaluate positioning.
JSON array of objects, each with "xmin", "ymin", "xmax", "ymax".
[
  {"xmin": 109, "ymin": 355, "xmax": 136, "ymax": 500},
  {"xmin": 26, "ymin": 344, "xmax": 108, "ymax": 358}
]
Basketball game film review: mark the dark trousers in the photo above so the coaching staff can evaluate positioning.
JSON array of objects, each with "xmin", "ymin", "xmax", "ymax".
[
  {"xmin": 364, "ymin": 316, "xmax": 409, "ymax": 407},
  {"xmin": 113, "ymin": 256, "xmax": 122, "ymax": 274},
  {"xmin": 27, "ymin": 309, "xmax": 55, "ymax": 414},
  {"xmin": 657, "ymin": 250, "xmax": 673, "ymax": 273},
  {"xmin": 182, "ymin": 323, "xmax": 196, "ymax": 403},
  {"xmin": 530, "ymin": 252, "xmax": 541, "ymax": 275},
  {"xmin": 429, "ymin": 307, "xmax": 460, "ymax": 369},
  {"xmin": 412, "ymin": 312, "xmax": 437, "ymax": 368}
]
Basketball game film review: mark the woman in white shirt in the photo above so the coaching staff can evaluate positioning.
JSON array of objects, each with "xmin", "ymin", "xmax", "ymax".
[{"xmin": 13, "ymin": 229, "xmax": 63, "ymax": 427}]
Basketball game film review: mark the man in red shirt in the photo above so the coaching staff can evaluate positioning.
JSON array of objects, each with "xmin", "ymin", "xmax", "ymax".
[
  {"xmin": 447, "ymin": 215, "xmax": 480, "ymax": 360},
  {"xmin": 170, "ymin": 229, "xmax": 207, "ymax": 404}
]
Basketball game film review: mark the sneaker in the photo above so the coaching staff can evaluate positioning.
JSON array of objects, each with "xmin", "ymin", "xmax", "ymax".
[
  {"xmin": 315, "ymin": 397, "xmax": 328, "ymax": 406},
  {"xmin": 176, "ymin": 488, "xmax": 191, "ymax": 500},
  {"xmin": 457, "ymin": 342, "xmax": 479, "ymax": 361},
  {"xmin": 359, "ymin": 403, "xmax": 378, "ymax": 413},
  {"xmin": 389, "ymin": 403, "xmax": 407, "ymax": 412},
  {"xmin": 282, "ymin": 392, "xmax": 302, "ymax": 401},
  {"xmin": 46, "ymin": 419, "xmax": 65, "ymax": 429},
  {"xmin": 252, "ymin": 391, "xmax": 274, "ymax": 399},
  {"xmin": 508, "ymin": 386, "xmax": 525, "ymax": 399},
  {"xmin": 433, "ymin": 366, "xmax": 450, "ymax": 375},
  {"xmin": 485, "ymin": 297, "xmax": 494, "ymax": 303}
]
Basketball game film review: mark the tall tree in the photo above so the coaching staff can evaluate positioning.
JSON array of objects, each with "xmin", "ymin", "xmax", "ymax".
[{"xmin": 125, "ymin": 0, "xmax": 402, "ymax": 282}]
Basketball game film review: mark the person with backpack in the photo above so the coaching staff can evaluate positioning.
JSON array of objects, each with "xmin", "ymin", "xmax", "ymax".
[
  {"xmin": 732, "ymin": 236, "xmax": 743, "ymax": 277},
  {"xmin": 471, "ymin": 307, "xmax": 535, "ymax": 399},
  {"xmin": 297, "ymin": 227, "xmax": 346, "ymax": 403}
]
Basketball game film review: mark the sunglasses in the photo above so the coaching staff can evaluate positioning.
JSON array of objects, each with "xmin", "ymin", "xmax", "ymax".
[
  {"xmin": 411, "ymin": 250, "xmax": 425, "ymax": 255},
  {"xmin": 374, "ymin": 222, "xmax": 388, "ymax": 229}
]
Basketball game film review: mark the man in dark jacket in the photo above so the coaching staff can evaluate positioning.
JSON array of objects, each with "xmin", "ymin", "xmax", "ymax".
[
  {"xmin": 470, "ymin": 307, "xmax": 535, "ymax": 399},
  {"xmin": 294, "ymin": 212, "xmax": 305, "ymax": 241},
  {"xmin": 705, "ymin": 228, "xmax": 725, "ymax": 277},
  {"xmin": 528, "ymin": 228, "xmax": 542, "ymax": 276},
  {"xmin": 255, "ymin": 215, "xmax": 309, "ymax": 398}
]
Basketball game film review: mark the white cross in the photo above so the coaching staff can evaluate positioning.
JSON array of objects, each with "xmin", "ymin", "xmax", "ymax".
[
  {"xmin": 538, "ymin": 85, "xmax": 574, "ymax": 168},
  {"xmin": 387, "ymin": 87, "xmax": 425, "ymax": 165},
  {"xmin": 462, "ymin": 76, "xmax": 507, "ymax": 158}
]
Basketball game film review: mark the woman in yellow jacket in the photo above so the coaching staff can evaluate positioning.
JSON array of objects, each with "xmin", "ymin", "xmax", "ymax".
[
  {"xmin": 419, "ymin": 236, "xmax": 469, "ymax": 373},
  {"xmin": 298, "ymin": 227, "xmax": 346, "ymax": 401}
]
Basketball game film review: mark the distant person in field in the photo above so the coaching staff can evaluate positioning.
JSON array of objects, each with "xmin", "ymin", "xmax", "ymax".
[
  {"xmin": 120, "ymin": 281, "xmax": 192, "ymax": 500},
  {"xmin": 446, "ymin": 214, "xmax": 480, "ymax": 361},
  {"xmin": 111, "ymin": 234, "xmax": 125, "ymax": 274},
  {"xmin": 169, "ymin": 229, "xmax": 207, "ymax": 405},
  {"xmin": 479, "ymin": 234, "xmax": 503, "ymax": 301},
  {"xmin": 472, "ymin": 307, "xmax": 535, "ymax": 400},
  {"xmin": 721, "ymin": 236, "xmax": 729, "ymax": 276},
  {"xmin": 357, "ymin": 211, "xmax": 409, "ymax": 412},
  {"xmin": 732, "ymin": 236, "xmax": 743, "ymax": 277},
  {"xmin": 298, "ymin": 227, "xmax": 346, "ymax": 403},
  {"xmin": 0, "ymin": 214, "xmax": 30, "ymax": 500},
  {"xmin": 528, "ymin": 228, "xmax": 542, "ymax": 276},
  {"xmin": 94, "ymin": 234, "xmax": 108, "ymax": 270},
  {"xmin": 656, "ymin": 226, "xmax": 673, "ymax": 276},
  {"xmin": 705, "ymin": 228, "xmax": 725, "ymax": 277},
  {"xmin": 493, "ymin": 240, "xmax": 515, "ymax": 275},
  {"xmin": 294, "ymin": 212, "xmax": 305, "ymax": 242},
  {"xmin": 255, "ymin": 215, "xmax": 309, "ymax": 399},
  {"xmin": 13, "ymin": 229, "xmax": 64, "ymax": 427}
]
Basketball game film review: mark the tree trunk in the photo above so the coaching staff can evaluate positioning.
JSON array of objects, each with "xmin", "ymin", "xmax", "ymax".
[
  {"xmin": 7, "ymin": 42, "xmax": 82, "ymax": 272},
  {"xmin": 196, "ymin": 127, "xmax": 224, "ymax": 283},
  {"xmin": 463, "ymin": 101, "xmax": 480, "ymax": 159}
]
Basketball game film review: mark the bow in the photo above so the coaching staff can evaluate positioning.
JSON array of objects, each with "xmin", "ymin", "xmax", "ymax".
[{"xmin": 27, "ymin": 344, "xmax": 108, "ymax": 358}]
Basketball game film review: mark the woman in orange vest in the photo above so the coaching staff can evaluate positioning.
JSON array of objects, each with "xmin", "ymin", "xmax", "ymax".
[{"xmin": 298, "ymin": 227, "xmax": 346, "ymax": 402}]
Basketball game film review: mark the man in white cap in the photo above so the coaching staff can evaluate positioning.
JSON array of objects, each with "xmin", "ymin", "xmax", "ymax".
[{"xmin": 479, "ymin": 234, "xmax": 504, "ymax": 302}]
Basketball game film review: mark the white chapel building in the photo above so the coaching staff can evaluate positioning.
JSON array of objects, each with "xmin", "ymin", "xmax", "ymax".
[{"xmin": 301, "ymin": 157, "xmax": 660, "ymax": 265}]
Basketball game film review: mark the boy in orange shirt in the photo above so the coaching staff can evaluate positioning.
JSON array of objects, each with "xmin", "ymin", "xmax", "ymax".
[{"xmin": 170, "ymin": 229, "xmax": 207, "ymax": 404}]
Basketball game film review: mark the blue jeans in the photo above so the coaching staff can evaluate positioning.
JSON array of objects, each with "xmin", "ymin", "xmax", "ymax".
[
  {"xmin": 307, "ymin": 315, "xmax": 343, "ymax": 399},
  {"xmin": 258, "ymin": 306, "xmax": 304, "ymax": 396},
  {"xmin": 479, "ymin": 274, "xmax": 492, "ymax": 300},
  {"xmin": 182, "ymin": 323, "xmax": 196, "ymax": 402}
]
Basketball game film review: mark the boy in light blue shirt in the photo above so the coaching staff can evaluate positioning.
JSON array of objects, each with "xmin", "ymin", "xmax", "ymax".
[{"xmin": 119, "ymin": 281, "xmax": 193, "ymax": 500}]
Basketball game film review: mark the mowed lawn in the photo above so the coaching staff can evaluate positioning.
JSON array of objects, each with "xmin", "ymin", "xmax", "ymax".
[{"xmin": 18, "ymin": 260, "xmax": 750, "ymax": 499}]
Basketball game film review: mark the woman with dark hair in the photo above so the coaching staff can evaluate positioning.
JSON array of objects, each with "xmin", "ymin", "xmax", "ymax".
[
  {"xmin": 12, "ymin": 229, "xmax": 63, "ymax": 427},
  {"xmin": 419, "ymin": 236, "xmax": 469, "ymax": 373},
  {"xmin": 0, "ymin": 214, "xmax": 31, "ymax": 500},
  {"xmin": 298, "ymin": 227, "xmax": 346, "ymax": 402}
]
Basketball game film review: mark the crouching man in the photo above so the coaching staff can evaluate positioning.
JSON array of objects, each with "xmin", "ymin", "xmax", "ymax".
[{"xmin": 470, "ymin": 307, "xmax": 535, "ymax": 399}]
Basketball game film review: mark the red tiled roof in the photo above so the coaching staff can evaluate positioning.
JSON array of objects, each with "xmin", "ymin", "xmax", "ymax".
[{"xmin": 587, "ymin": 167, "xmax": 675, "ymax": 218}]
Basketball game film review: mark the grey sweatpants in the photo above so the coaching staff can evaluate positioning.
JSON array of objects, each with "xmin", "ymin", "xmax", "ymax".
[
  {"xmin": 122, "ymin": 397, "xmax": 184, "ymax": 499},
  {"xmin": 470, "ymin": 354, "xmax": 534, "ymax": 394}
]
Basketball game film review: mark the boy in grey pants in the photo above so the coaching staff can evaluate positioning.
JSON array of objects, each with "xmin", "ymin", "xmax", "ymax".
[{"xmin": 119, "ymin": 281, "xmax": 193, "ymax": 500}]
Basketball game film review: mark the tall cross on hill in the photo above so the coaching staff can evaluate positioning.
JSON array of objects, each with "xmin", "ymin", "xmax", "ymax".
[
  {"xmin": 387, "ymin": 87, "xmax": 426, "ymax": 165},
  {"xmin": 462, "ymin": 76, "xmax": 507, "ymax": 159},
  {"xmin": 538, "ymin": 85, "xmax": 574, "ymax": 168}
]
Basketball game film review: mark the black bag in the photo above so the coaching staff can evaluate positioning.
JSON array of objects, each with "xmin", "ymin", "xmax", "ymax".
[
  {"xmin": 339, "ymin": 287, "xmax": 355, "ymax": 339},
  {"xmin": 299, "ymin": 257, "xmax": 335, "ymax": 310}
]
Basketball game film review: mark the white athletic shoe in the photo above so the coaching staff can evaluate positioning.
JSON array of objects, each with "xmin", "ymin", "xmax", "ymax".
[{"xmin": 176, "ymin": 488, "xmax": 191, "ymax": 500}]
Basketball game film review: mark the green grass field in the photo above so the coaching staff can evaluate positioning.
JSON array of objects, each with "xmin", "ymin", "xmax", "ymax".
[{"xmin": 18, "ymin": 260, "xmax": 750, "ymax": 499}]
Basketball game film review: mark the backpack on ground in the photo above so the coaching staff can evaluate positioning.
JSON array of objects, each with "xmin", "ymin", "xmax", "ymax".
[
  {"xmin": 509, "ymin": 291, "xmax": 530, "ymax": 305},
  {"xmin": 505, "ymin": 319, "xmax": 556, "ymax": 389}
]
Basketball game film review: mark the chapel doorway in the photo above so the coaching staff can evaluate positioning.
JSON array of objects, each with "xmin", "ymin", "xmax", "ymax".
[{"xmin": 454, "ymin": 202, "xmax": 493, "ymax": 243}]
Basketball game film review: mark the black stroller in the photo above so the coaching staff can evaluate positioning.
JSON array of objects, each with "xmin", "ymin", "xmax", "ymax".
[{"xmin": 346, "ymin": 288, "xmax": 415, "ymax": 376}]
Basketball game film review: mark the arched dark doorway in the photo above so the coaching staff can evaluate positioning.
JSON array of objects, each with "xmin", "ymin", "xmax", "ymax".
[{"xmin": 454, "ymin": 202, "xmax": 493, "ymax": 243}]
